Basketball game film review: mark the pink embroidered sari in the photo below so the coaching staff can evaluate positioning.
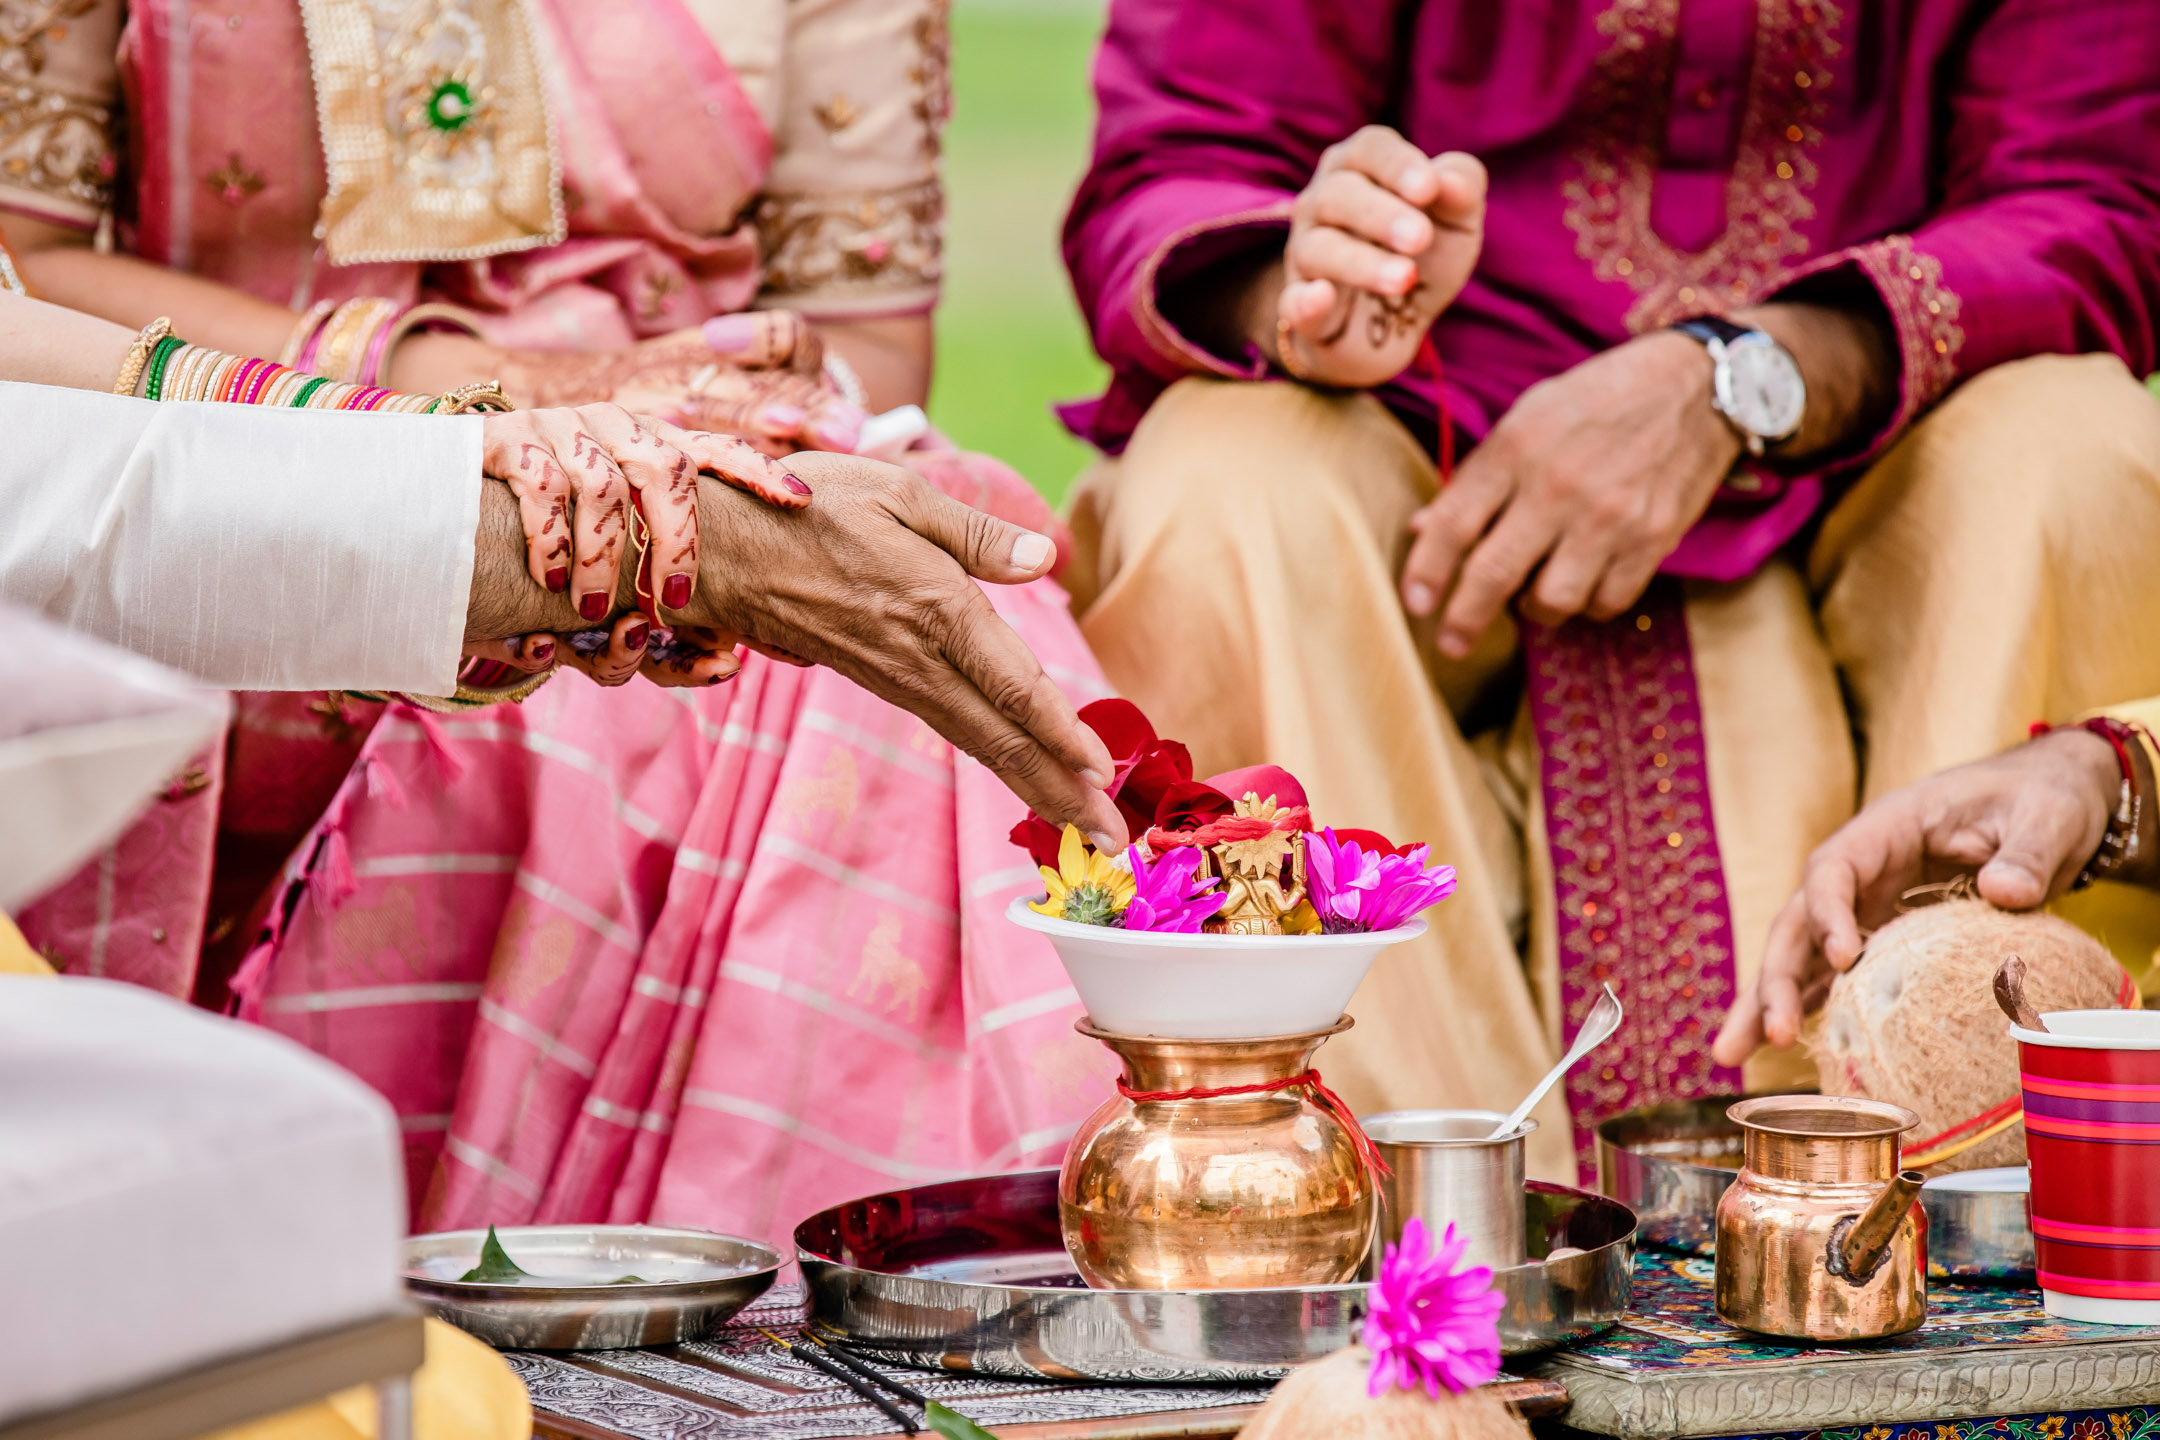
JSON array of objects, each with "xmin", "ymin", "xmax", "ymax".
[{"xmin": 18, "ymin": 0, "xmax": 1118, "ymax": 1241}]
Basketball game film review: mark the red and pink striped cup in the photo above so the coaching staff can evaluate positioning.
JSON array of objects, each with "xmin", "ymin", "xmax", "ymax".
[{"xmin": 2016, "ymin": 1009, "xmax": 2160, "ymax": 1323}]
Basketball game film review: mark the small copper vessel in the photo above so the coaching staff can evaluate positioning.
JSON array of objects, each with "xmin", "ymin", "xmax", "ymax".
[
  {"xmin": 1714, "ymin": 1096, "xmax": 1929, "ymax": 1340},
  {"xmin": 1059, "ymin": 1017, "xmax": 1374, "ymax": 1289}
]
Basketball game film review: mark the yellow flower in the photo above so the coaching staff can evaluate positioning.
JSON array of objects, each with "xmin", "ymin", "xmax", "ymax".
[
  {"xmin": 1282, "ymin": 898, "xmax": 1323, "ymax": 935},
  {"xmin": 2039, "ymin": 1419, "xmax": 2066, "ymax": 1440},
  {"xmin": 1031, "ymin": 825, "xmax": 1136, "ymax": 926}
]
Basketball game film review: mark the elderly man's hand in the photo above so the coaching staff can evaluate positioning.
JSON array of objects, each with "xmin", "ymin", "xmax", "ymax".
[
  {"xmin": 1268, "ymin": 128, "xmax": 1486, "ymax": 389},
  {"xmin": 1711, "ymin": 728, "xmax": 2135, "ymax": 1066},
  {"xmin": 688, "ymin": 451, "xmax": 1128, "ymax": 850},
  {"xmin": 1398, "ymin": 329, "xmax": 1737, "ymax": 655}
]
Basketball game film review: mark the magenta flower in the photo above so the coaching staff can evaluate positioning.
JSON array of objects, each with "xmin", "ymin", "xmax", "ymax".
[
  {"xmin": 1362, "ymin": 1216, "xmax": 1504, "ymax": 1399},
  {"xmin": 1304, "ymin": 829, "xmax": 1458, "ymax": 933},
  {"xmin": 1119, "ymin": 845, "xmax": 1226, "ymax": 933}
]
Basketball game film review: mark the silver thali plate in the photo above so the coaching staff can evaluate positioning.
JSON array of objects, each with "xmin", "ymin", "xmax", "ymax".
[
  {"xmin": 405, "ymin": 1224, "xmax": 781, "ymax": 1350},
  {"xmin": 795, "ymin": 1168, "xmax": 1634, "ymax": 1382},
  {"xmin": 1596, "ymin": 1094, "xmax": 2035, "ymax": 1281}
]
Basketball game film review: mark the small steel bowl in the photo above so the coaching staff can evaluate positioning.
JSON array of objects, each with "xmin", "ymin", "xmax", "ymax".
[{"xmin": 404, "ymin": 1224, "xmax": 780, "ymax": 1350}]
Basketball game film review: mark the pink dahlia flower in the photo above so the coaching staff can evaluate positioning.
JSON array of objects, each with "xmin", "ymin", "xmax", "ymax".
[
  {"xmin": 1304, "ymin": 828, "xmax": 1458, "ymax": 933},
  {"xmin": 1362, "ymin": 1216, "xmax": 1505, "ymax": 1399},
  {"xmin": 1119, "ymin": 846, "xmax": 1226, "ymax": 934}
]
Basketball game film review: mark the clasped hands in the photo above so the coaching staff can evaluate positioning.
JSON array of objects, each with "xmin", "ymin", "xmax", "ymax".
[
  {"xmin": 462, "ymin": 403, "xmax": 1127, "ymax": 851},
  {"xmin": 1263, "ymin": 124, "xmax": 1752, "ymax": 657}
]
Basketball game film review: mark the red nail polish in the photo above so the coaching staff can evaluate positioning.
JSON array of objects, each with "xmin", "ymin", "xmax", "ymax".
[
  {"xmin": 579, "ymin": 591, "xmax": 608, "ymax": 621},
  {"xmin": 527, "ymin": 637, "xmax": 555, "ymax": 664},
  {"xmin": 545, "ymin": 566, "xmax": 568, "ymax": 593},
  {"xmin": 783, "ymin": 473, "xmax": 811, "ymax": 496},
  {"xmin": 624, "ymin": 622, "xmax": 649, "ymax": 651},
  {"xmin": 663, "ymin": 573, "xmax": 691, "ymax": 609}
]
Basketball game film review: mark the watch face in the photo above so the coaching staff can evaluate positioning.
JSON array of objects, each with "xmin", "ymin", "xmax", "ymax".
[{"xmin": 1720, "ymin": 336, "xmax": 1806, "ymax": 441}]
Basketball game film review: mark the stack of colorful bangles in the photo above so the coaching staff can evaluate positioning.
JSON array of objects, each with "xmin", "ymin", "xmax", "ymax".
[
  {"xmin": 111, "ymin": 314, "xmax": 533, "ymax": 711},
  {"xmin": 111, "ymin": 316, "xmax": 508, "ymax": 414}
]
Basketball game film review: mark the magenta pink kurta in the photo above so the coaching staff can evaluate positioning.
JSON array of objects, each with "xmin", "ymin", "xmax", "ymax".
[
  {"xmin": 1060, "ymin": 0, "xmax": 2160, "ymax": 1168},
  {"xmin": 1064, "ymin": 0, "xmax": 2160, "ymax": 576}
]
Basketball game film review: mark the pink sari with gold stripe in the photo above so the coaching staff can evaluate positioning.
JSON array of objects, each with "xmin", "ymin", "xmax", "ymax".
[{"xmin": 19, "ymin": 0, "xmax": 1117, "ymax": 1241}]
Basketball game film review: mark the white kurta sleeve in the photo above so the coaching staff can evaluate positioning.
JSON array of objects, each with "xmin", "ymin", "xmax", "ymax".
[{"xmin": 0, "ymin": 383, "xmax": 482, "ymax": 693}]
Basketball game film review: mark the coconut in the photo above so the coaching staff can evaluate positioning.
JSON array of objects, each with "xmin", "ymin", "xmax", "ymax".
[
  {"xmin": 1812, "ymin": 899, "xmax": 2130, "ymax": 1173},
  {"xmin": 1238, "ymin": 1348, "xmax": 1532, "ymax": 1440}
]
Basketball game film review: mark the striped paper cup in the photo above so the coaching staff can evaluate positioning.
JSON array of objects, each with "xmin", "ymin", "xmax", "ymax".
[{"xmin": 2016, "ymin": 1009, "xmax": 2160, "ymax": 1323}]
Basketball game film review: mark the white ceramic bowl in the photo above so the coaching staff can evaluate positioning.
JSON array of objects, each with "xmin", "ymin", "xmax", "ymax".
[{"xmin": 1006, "ymin": 897, "xmax": 1424, "ymax": 1038}]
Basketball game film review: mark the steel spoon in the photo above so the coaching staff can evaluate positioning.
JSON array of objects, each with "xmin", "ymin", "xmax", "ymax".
[{"xmin": 1490, "ymin": 983, "xmax": 1623, "ymax": 1139}]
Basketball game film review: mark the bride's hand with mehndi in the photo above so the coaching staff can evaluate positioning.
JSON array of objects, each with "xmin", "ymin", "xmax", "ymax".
[
  {"xmin": 462, "ymin": 405, "xmax": 807, "ymax": 687},
  {"xmin": 391, "ymin": 311, "xmax": 869, "ymax": 458}
]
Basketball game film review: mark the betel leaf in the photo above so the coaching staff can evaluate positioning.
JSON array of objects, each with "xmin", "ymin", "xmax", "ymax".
[
  {"xmin": 923, "ymin": 1401, "xmax": 1002, "ymax": 1440},
  {"xmin": 458, "ymin": 1225, "xmax": 534, "ymax": 1283}
]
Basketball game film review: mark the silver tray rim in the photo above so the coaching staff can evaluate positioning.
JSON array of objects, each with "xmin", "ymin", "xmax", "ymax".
[{"xmin": 794, "ymin": 1167, "xmax": 1636, "ymax": 1382}]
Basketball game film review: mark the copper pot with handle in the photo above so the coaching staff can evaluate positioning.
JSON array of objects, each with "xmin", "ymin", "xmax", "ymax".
[{"xmin": 1714, "ymin": 1096, "xmax": 1928, "ymax": 1340}]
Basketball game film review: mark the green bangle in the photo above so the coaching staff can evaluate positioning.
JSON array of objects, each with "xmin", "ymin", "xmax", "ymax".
[
  {"xmin": 142, "ymin": 335, "xmax": 184, "ymax": 401},
  {"xmin": 291, "ymin": 376, "xmax": 333, "ymax": 408}
]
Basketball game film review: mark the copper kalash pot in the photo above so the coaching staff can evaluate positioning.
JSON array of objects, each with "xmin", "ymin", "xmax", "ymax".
[
  {"xmin": 1058, "ymin": 1017, "xmax": 1376, "ymax": 1289},
  {"xmin": 1714, "ymin": 1096, "xmax": 1928, "ymax": 1340}
]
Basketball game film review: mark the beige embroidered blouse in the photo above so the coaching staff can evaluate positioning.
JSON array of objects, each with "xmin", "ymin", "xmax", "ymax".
[{"xmin": 0, "ymin": 0, "xmax": 947, "ymax": 319}]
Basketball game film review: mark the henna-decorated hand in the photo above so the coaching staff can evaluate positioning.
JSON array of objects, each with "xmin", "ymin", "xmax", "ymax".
[
  {"xmin": 467, "ymin": 406, "xmax": 807, "ymax": 687},
  {"xmin": 403, "ymin": 312, "xmax": 869, "ymax": 455},
  {"xmin": 1269, "ymin": 128, "xmax": 1486, "ymax": 389}
]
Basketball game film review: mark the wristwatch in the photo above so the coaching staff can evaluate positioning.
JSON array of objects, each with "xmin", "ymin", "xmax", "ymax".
[{"xmin": 1671, "ymin": 316, "xmax": 1806, "ymax": 457}]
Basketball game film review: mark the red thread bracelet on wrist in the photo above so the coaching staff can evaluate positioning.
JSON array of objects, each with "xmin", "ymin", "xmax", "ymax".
[{"xmin": 2030, "ymin": 716, "xmax": 2153, "ymax": 888}]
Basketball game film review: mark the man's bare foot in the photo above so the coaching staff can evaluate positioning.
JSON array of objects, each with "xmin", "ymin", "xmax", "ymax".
[{"xmin": 1269, "ymin": 128, "xmax": 1486, "ymax": 389}]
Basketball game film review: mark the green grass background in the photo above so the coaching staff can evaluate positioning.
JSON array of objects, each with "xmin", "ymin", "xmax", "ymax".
[{"xmin": 928, "ymin": 0, "xmax": 1108, "ymax": 506}]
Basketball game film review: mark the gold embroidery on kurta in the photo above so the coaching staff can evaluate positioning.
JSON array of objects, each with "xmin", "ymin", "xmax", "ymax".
[
  {"xmin": 1563, "ymin": 0, "xmax": 1843, "ymax": 331},
  {"xmin": 297, "ymin": 0, "xmax": 564, "ymax": 264},
  {"xmin": 910, "ymin": 0, "xmax": 951, "ymax": 162},
  {"xmin": 755, "ymin": 179, "xmax": 943, "ymax": 303},
  {"xmin": 0, "ymin": 0, "xmax": 111, "ymax": 220},
  {"xmin": 1851, "ymin": 234, "xmax": 1965, "ymax": 412},
  {"xmin": 812, "ymin": 93, "xmax": 860, "ymax": 133}
]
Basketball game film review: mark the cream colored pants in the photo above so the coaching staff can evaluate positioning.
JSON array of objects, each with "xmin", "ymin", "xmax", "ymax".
[{"xmin": 1066, "ymin": 355, "xmax": 2160, "ymax": 1181}]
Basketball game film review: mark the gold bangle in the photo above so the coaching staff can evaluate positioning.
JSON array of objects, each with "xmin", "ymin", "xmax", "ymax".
[
  {"xmin": 314, "ymin": 297, "xmax": 398, "ymax": 383},
  {"xmin": 376, "ymin": 301, "xmax": 483, "ymax": 387},
  {"xmin": 435, "ymin": 379, "xmax": 512, "ymax": 414},
  {"xmin": 260, "ymin": 367, "xmax": 305, "ymax": 407},
  {"xmin": 173, "ymin": 343, "xmax": 219, "ymax": 402},
  {"xmin": 163, "ymin": 341, "xmax": 204, "ymax": 401},
  {"xmin": 112, "ymin": 317, "xmax": 174, "ymax": 396},
  {"xmin": 0, "ymin": 234, "xmax": 27, "ymax": 298},
  {"xmin": 278, "ymin": 299, "xmax": 336, "ymax": 368},
  {"xmin": 204, "ymin": 350, "xmax": 244, "ymax": 403}
]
